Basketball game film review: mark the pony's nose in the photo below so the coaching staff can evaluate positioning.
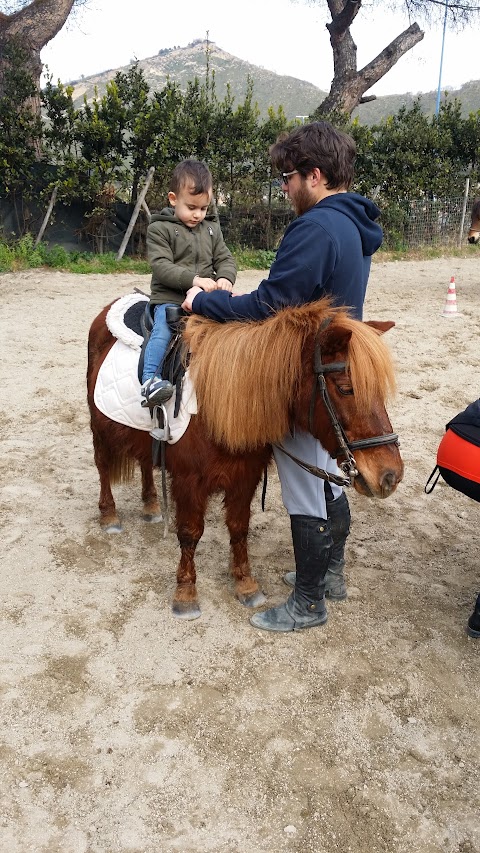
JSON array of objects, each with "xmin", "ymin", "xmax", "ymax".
[
  {"xmin": 468, "ymin": 236, "xmax": 477, "ymax": 244},
  {"xmin": 380, "ymin": 469, "xmax": 401, "ymax": 497}
]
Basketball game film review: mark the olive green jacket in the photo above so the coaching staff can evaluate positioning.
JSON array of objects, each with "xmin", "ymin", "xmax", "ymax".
[{"xmin": 146, "ymin": 207, "xmax": 237, "ymax": 306}]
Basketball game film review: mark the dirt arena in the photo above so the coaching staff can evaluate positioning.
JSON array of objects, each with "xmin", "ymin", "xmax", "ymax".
[{"xmin": 1, "ymin": 258, "xmax": 479, "ymax": 853}]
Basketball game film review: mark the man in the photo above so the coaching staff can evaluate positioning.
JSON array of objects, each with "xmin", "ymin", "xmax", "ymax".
[{"xmin": 182, "ymin": 121, "xmax": 383, "ymax": 633}]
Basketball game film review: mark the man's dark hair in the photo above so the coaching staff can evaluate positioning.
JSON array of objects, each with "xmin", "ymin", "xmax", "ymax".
[
  {"xmin": 170, "ymin": 159, "xmax": 213, "ymax": 195},
  {"xmin": 269, "ymin": 121, "xmax": 356, "ymax": 190}
]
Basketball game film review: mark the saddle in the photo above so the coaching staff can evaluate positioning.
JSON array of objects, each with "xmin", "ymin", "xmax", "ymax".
[{"xmin": 137, "ymin": 303, "xmax": 190, "ymax": 418}]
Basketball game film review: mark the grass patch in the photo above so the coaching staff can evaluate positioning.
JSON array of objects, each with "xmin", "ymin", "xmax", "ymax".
[{"xmin": 0, "ymin": 236, "xmax": 477, "ymax": 275}]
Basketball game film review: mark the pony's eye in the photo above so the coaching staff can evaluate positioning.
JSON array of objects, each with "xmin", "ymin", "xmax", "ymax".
[{"xmin": 336, "ymin": 383, "xmax": 354, "ymax": 396}]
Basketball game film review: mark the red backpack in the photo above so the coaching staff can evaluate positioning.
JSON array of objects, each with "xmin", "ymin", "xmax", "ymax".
[{"xmin": 425, "ymin": 398, "xmax": 480, "ymax": 502}]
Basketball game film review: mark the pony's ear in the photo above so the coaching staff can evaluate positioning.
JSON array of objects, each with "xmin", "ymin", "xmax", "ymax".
[{"xmin": 365, "ymin": 320, "xmax": 395, "ymax": 334}]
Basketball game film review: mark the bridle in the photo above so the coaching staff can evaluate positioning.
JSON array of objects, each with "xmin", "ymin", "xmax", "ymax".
[{"xmin": 274, "ymin": 321, "xmax": 399, "ymax": 488}]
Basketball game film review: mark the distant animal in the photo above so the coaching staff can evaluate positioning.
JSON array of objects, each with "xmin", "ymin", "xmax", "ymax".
[
  {"xmin": 467, "ymin": 198, "xmax": 480, "ymax": 244},
  {"xmin": 87, "ymin": 297, "xmax": 404, "ymax": 621}
]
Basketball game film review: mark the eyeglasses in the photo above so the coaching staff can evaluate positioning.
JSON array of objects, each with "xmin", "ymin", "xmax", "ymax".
[{"xmin": 281, "ymin": 170, "xmax": 299, "ymax": 184}]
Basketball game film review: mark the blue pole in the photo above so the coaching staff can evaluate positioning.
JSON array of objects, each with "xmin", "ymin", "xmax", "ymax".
[{"xmin": 435, "ymin": 0, "xmax": 449, "ymax": 115}]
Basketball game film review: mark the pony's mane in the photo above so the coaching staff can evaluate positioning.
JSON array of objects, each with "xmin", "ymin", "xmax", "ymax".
[
  {"xmin": 338, "ymin": 313, "xmax": 396, "ymax": 411},
  {"xmin": 183, "ymin": 300, "xmax": 396, "ymax": 451}
]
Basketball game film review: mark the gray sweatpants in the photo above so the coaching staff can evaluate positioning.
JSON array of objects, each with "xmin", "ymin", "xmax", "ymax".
[{"xmin": 272, "ymin": 429, "xmax": 343, "ymax": 519}]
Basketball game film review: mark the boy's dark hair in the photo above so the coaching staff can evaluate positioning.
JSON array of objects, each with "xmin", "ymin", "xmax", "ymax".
[
  {"xmin": 269, "ymin": 121, "xmax": 356, "ymax": 190},
  {"xmin": 170, "ymin": 159, "xmax": 213, "ymax": 195}
]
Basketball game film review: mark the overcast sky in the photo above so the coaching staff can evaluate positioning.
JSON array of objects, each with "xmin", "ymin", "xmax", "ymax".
[{"xmin": 40, "ymin": 0, "xmax": 479, "ymax": 98}]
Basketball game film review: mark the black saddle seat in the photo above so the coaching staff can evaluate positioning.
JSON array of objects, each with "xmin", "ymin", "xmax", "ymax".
[
  {"xmin": 165, "ymin": 305, "xmax": 188, "ymax": 331},
  {"xmin": 140, "ymin": 302, "xmax": 187, "ymax": 335}
]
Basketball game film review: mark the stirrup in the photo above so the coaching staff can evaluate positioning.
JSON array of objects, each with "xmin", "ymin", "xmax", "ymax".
[{"xmin": 150, "ymin": 404, "xmax": 171, "ymax": 442}]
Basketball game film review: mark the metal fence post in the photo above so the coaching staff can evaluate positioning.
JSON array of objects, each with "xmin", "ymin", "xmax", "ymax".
[{"xmin": 458, "ymin": 176, "xmax": 470, "ymax": 248}]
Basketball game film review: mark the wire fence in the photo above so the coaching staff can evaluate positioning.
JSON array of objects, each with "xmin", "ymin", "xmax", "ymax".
[
  {"xmin": 1, "ymin": 194, "xmax": 477, "ymax": 255},
  {"xmin": 386, "ymin": 197, "xmax": 474, "ymax": 250},
  {"xmin": 219, "ymin": 196, "xmax": 478, "ymax": 253}
]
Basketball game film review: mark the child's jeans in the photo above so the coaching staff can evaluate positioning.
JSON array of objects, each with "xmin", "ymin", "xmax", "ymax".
[{"xmin": 142, "ymin": 302, "xmax": 176, "ymax": 383}]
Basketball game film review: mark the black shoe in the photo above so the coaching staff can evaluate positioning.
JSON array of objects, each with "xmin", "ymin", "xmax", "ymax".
[
  {"xmin": 141, "ymin": 377, "xmax": 174, "ymax": 407},
  {"xmin": 467, "ymin": 594, "xmax": 480, "ymax": 638},
  {"xmin": 250, "ymin": 591, "xmax": 327, "ymax": 632}
]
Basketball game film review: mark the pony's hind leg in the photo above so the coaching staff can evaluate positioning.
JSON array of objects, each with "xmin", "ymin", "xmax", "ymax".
[
  {"xmin": 93, "ymin": 438, "xmax": 123, "ymax": 534},
  {"xmin": 140, "ymin": 460, "xmax": 162, "ymax": 523}
]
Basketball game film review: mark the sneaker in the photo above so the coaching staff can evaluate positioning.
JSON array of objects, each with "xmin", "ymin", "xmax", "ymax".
[{"xmin": 141, "ymin": 377, "xmax": 174, "ymax": 407}]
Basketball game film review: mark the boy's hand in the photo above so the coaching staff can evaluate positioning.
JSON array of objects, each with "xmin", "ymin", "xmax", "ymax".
[
  {"xmin": 215, "ymin": 277, "xmax": 234, "ymax": 292},
  {"xmin": 193, "ymin": 276, "xmax": 217, "ymax": 292},
  {"xmin": 182, "ymin": 286, "xmax": 203, "ymax": 312}
]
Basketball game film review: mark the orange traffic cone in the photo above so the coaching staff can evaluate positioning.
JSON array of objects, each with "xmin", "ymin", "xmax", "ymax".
[{"xmin": 441, "ymin": 276, "xmax": 461, "ymax": 318}]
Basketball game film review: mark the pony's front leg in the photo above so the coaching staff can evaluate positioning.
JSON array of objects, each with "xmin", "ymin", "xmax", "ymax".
[
  {"xmin": 171, "ymin": 489, "xmax": 207, "ymax": 620},
  {"xmin": 224, "ymin": 483, "xmax": 267, "ymax": 609}
]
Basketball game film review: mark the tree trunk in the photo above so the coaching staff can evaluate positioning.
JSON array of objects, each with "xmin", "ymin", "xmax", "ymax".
[
  {"xmin": 315, "ymin": 0, "xmax": 424, "ymax": 117},
  {"xmin": 0, "ymin": 0, "xmax": 76, "ymax": 103}
]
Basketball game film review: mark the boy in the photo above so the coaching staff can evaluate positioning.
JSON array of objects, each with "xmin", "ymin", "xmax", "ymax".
[{"xmin": 141, "ymin": 159, "xmax": 236, "ymax": 407}]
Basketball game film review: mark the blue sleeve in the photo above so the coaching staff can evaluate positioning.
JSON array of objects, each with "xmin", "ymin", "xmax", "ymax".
[
  {"xmin": 192, "ymin": 288, "xmax": 271, "ymax": 321},
  {"xmin": 191, "ymin": 218, "xmax": 337, "ymax": 321}
]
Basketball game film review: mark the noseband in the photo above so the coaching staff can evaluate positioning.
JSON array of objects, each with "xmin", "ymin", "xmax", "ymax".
[{"xmin": 275, "ymin": 321, "xmax": 399, "ymax": 487}]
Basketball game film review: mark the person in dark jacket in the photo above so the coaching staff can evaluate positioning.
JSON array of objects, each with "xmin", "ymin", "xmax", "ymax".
[
  {"xmin": 467, "ymin": 596, "xmax": 480, "ymax": 637},
  {"xmin": 141, "ymin": 159, "xmax": 236, "ymax": 408},
  {"xmin": 426, "ymin": 397, "xmax": 480, "ymax": 638},
  {"xmin": 182, "ymin": 121, "xmax": 383, "ymax": 633}
]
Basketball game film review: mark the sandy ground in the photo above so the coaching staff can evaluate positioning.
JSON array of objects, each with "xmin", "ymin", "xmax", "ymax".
[{"xmin": 1, "ymin": 258, "xmax": 480, "ymax": 853}]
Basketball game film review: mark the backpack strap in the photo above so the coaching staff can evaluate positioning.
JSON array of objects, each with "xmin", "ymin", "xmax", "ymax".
[{"xmin": 424, "ymin": 465, "xmax": 441, "ymax": 494}]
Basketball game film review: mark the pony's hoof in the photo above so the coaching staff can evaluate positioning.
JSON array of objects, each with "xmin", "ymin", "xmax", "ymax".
[
  {"xmin": 142, "ymin": 512, "xmax": 163, "ymax": 524},
  {"xmin": 237, "ymin": 589, "xmax": 267, "ymax": 608},
  {"xmin": 172, "ymin": 601, "xmax": 201, "ymax": 620},
  {"xmin": 103, "ymin": 522, "xmax": 123, "ymax": 534}
]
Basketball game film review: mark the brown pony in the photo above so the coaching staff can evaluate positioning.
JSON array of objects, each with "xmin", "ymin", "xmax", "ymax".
[
  {"xmin": 468, "ymin": 198, "xmax": 480, "ymax": 244},
  {"xmin": 87, "ymin": 298, "xmax": 404, "ymax": 620}
]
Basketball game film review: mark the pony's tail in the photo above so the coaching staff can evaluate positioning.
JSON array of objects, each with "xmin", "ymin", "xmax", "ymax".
[{"xmin": 108, "ymin": 455, "xmax": 136, "ymax": 485}]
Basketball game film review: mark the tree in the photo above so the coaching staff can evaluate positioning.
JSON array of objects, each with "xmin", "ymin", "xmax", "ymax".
[
  {"xmin": 309, "ymin": 0, "xmax": 480, "ymax": 117},
  {"xmin": 0, "ymin": 39, "xmax": 43, "ymax": 213},
  {"xmin": 0, "ymin": 0, "xmax": 80, "ymax": 108}
]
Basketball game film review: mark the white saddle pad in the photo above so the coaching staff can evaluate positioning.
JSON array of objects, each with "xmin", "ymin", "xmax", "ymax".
[{"xmin": 94, "ymin": 296, "xmax": 197, "ymax": 443}]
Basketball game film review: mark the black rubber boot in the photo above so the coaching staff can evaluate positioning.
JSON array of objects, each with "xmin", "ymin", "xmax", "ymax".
[
  {"xmin": 467, "ymin": 593, "xmax": 480, "ymax": 638},
  {"xmin": 250, "ymin": 516, "xmax": 333, "ymax": 632},
  {"xmin": 283, "ymin": 491, "xmax": 350, "ymax": 600}
]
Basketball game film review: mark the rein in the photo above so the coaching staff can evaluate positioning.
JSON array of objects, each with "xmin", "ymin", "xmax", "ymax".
[{"xmin": 275, "ymin": 320, "xmax": 399, "ymax": 488}]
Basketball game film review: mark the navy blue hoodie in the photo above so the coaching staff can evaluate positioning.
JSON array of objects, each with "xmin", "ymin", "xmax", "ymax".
[{"xmin": 191, "ymin": 192, "xmax": 382, "ymax": 322}]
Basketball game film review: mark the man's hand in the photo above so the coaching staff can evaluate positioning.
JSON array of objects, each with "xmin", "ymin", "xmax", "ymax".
[{"xmin": 182, "ymin": 285, "xmax": 203, "ymax": 312}]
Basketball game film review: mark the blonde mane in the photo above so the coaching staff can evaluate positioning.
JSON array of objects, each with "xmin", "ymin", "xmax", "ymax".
[{"xmin": 183, "ymin": 301, "xmax": 396, "ymax": 451}]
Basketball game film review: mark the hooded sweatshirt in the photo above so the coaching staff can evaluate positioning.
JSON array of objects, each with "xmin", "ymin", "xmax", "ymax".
[
  {"xmin": 147, "ymin": 207, "xmax": 237, "ymax": 306},
  {"xmin": 191, "ymin": 193, "xmax": 382, "ymax": 322}
]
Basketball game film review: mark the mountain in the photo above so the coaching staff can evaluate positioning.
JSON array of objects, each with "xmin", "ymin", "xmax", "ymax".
[{"xmin": 69, "ymin": 38, "xmax": 480, "ymax": 124}]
